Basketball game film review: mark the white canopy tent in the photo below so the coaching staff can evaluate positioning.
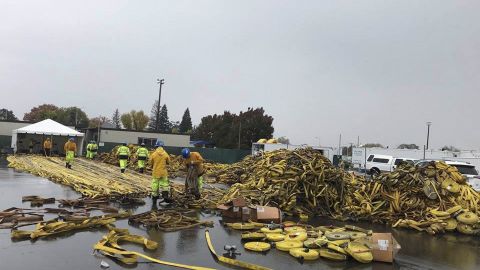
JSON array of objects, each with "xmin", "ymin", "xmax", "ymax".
[{"xmin": 12, "ymin": 119, "xmax": 84, "ymax": 154}]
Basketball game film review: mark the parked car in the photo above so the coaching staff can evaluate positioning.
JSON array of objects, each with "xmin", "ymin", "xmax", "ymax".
[
  {"xmin": 415, "ymin": 159, "xmax": 480, "ymax": 191},
  {"xmin": 366, "ymin": 154, "xmax": 418, "ymax": 174}
]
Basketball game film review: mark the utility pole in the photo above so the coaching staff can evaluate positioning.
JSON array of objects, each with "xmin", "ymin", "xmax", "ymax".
[
  {"xmin": 338, "ymin": 134, "xmax": 342, "ymax": 155},
  {"xmin": 357, "ymin": 136, "xmax": 360, "ymax": 147},
  {"xmin": 426, "ymin": 122, "xmax": 432, "ymax": 150},
  {"xmin": 156, "ymin": 79, "xmax": 165, "ymax": 131}
]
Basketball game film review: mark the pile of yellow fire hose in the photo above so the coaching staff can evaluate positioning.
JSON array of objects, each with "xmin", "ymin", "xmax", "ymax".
[
  {"xmin": 98, "ymin": 144, "xmax": 224, "ymax": 178},
  {"xmin": 7, "ymin": 155, "xmax": 225, "ymax": 209},
  {"xmin": 10, "ymin": 213, "xmax": 129, "ymax": 240},
  {"xmin": 214, "ymin": 148, "xmax": 480, "ymax": 235},
  {"xmin": 8, "ymin": 148, "xmax": 480, "ymax": 236},
  {"xmin": 227, "ymin": 222, "xmax": 374, "ymax": 263},
  {"xmin": 94, "ymin": 227, "xmax": 214, "ymax": 270},
  {"xmin": 7, "ymin": 155, "xmax": 151, "ymax": 197}
]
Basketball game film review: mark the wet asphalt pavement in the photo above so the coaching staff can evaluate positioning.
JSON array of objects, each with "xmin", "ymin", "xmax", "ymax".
[{"xmin": 0, "ymin": 165, "xmax": 479, "ymax": 270}]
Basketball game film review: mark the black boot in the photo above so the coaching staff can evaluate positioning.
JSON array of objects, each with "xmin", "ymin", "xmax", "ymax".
[
  {"xmin": 66, "ymin": 163, "xmax": 69, "ymax": 168},
  {"xmin": 68, "ymin": 164, "xmax": 72, "ymax": 169},
  {"xmin": 121, "ymin": 168, "xmax": 125, "ymax": 173},
  {"xmin": 139, "ymin": 168, "xmax": 144, "ymax": 174},
  {"xmin": 161, "ymin": 191, "xmax": 173, "ymax": 204}
]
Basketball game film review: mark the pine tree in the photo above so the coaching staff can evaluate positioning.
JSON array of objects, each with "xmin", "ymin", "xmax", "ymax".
[
  {"xmin": 179, "ymin": 108, "xmax": 193, "ymax": 133},
  {"xmin": 158, "ymin": 105, "xmax": 171, "ymax": 133},
  {"xmin": 147, "ymin": 100, "xmax": 160, "ymax": 131},
  {"xmin": 112, "ymin": 109, "xmax": 121, "ymax": 129}
]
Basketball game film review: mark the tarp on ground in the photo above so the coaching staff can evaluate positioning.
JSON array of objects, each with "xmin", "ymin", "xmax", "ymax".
[{"xmin": 11, "ymin": 119, "xmax": 84, "ymax": 154}]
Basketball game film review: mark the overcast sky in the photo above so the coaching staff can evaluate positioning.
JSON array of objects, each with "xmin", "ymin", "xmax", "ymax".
[{"xmin": 1, "ymin": 1, "xmax": 479, "ymax": 149}]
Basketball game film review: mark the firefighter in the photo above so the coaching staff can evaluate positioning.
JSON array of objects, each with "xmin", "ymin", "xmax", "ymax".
[
  {"xmin": 64, "ymin": 138, "xmax": 77, "ymax": 169},
  {"xmin": 136, "ymin": 142, "xmax": 149, "ymax": 173},
  {"xmin": 117, "ymin": 142, "xmax": 130, "ymax": 173},
  {"xmin": 150, "ymin": 141, "xmax": 171, "ymax": 203}
]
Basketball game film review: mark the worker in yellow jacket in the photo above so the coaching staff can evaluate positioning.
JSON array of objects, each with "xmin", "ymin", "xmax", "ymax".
[
  {"xmin": 150, "ymin": 141, "xmax": 171, "ymax": 203},
  {"xmin": 136, "ymin": 142, "xmax": 149, "ymax": 173},
  {"xmin": 86, "ymin": 140, "xmax": 98, "ymax": 159},
  {"xmin": 117, "ymin": 142, "xmax": 130, "ymax": 173},
  {"xmin": 64, "ymin": 138, "xmax": 77, "ymax": 169},
  {"xmin": 43, "ymin": 138, "xmax": 52, "ymax": 157},
  {"xmin": 181, "ymin": 148, "xmax": 205, "ymax": 199}
]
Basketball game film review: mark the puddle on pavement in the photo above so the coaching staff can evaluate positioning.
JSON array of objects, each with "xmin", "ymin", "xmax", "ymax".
[{"xmin": 0, "ymin": 166, "xmax": 479, "ymax": 270}]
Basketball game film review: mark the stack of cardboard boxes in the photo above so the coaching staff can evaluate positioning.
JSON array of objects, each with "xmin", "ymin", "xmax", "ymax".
[{"xmin": 217, "ymin": 197, "xmax": 282, "ymax": 223}]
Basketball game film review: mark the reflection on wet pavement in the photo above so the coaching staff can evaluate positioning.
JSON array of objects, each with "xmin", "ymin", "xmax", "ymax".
[{"xmin": 0, "ymin": 167, "xmax": 479, "ymax": 270}]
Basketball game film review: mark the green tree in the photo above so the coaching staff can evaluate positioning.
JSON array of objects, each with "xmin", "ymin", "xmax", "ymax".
[
  {"xmin": 192, "ymin": 107, "xmax": 274, "ymax": 149},
  {"xmin": 179, "ymin": 108, "xmax": 193, "ymax": 133},
  {"xmin": 0, "ymin": 108, "xmax": 18, "ymax": 120},
  {"xmin": 57, "ymin": 107, "xmax": 89, "ymax": 128},
  {"xmin": 170, "ymin": 121, "xmax": 180, "ymax": 133},
  {"xmin": 398, "ymin": 144, "xmax": 419, "ymax": 150},
  {"xmin": 23, "ymin": 104, "xmax": 89, "ymax": 128},
  {"xmin": 23, "ymin": 104, "xmax": 60, "ymax": 122},
  {"xmin": 131, "ymin": 110, "xmax": 149, "ymax": 131},
  {"xmin": 148, "ymin": 100, "xmax": 160, "ymax": 131},
  {"xmin": 362, "ymin": 143, "xmax": 384, "ymax": 148},
  {"xmin": 120, "ymin": 113, "xmax": 133, "ymax": 130},
  {"xmin": 112, "ymin": 108, "xmax": 121, "ymax": 129},
  {"xmin": 158, "ymin": 105, "xmax": 171, "ymax": 133},
  {"xmin": 89, "ymin": 116, "xmax": 111, "ymax": 128}
]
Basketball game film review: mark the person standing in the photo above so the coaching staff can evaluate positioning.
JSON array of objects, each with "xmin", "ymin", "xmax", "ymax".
[
  {"xmin": 136, "ymin": 142, "xmax": 149, "ymax": 173},
  {"xmin": 90, "ymin": 140, "xmax": 98, "ymax": 159},
  {"xmin": 86, "ymin": 140, "xmax": 98, "ymax": 159},
  {"xmin": 43, "ymin": 138, "xmax": 52, "ymax": 157},
  {"xmin": 150, "ymin": 141, "xmax": 171, "ymax": 203},
  {"xmin": 86, "ymin": 140, "xmax": 93, "ymax": 159},
  {"xmin": 117, "ymin": 142, "xmax": 130, "ymax": 173},
  {"xmin": 181, "ymin": 148, "xmax": 205, "ymax": 198},
  {"xmin": 29, "ymin": 139, "xmax": 35, "ymax": 154},
  {"xmin": 64, "ymin": 138, "xmax": 77, "ymax": 169}
]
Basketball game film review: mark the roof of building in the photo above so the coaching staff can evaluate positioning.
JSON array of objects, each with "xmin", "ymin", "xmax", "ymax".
[{"xmin": 13, "ymin": 119, "xmax": 83, "ymax": 137}]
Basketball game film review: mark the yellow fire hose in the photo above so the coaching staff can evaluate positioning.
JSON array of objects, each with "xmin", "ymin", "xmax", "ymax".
[
  {"xmin": 205, "ymin": 230, "xmax": 272, "ymax": 270},
  {"xmin": 94, "ymin": 228, "xmax": 215, "ymax": 270}
]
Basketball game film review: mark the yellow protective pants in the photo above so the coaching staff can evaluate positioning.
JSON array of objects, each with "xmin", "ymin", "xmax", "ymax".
[
  {"xmin": 66, "ymin": 151, "xmax": 75, "ymax": 164},
  {"xmin": 119, "ymin": 159, "xmax": 128, "ymax": 169},
  {"xmin": 151, "ymin": 177, "xmax": 169, "ymax": 196},
  {"xmin": 138, "ymin": 160, "xmax": 146, "ymax": 169},
  {"xmin": 86, "ymin": 150, "xmax": 93, "ymax": 159},
  {"xmin": 198, "ymin": 176, "xmax": 204, "ymax": 190}
]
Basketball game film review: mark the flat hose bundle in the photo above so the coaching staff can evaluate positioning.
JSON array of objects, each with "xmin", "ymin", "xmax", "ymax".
[
  {"xmin": 8, "ymin": 155, "xmax": 151, "ymax": 197},
  {"xmin": 94, "ymin": 226, "xmax": 214, "ymax": 270},
  {"xmin": 128, "ymin": 208, "xmax": 214, "ymax": 231}
]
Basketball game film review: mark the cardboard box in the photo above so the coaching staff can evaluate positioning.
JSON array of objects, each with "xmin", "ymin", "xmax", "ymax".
[
  {"xmin": 250, "ymin": 206, "xmax": 282, "ymax": 223},
  {"xmin": 370, "ymin": 233, "xmax": 401, "ymax": 263},
  {"xmin": 217, "ymin": 197, "xmax": 247, "ymax": 220}
]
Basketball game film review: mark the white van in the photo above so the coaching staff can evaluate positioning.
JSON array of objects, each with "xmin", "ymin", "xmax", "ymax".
[
  {"xmin": 366, "ymin": 154, "xmax": 417, "ymax": 174},
  {"xmin": 366, "ymin": 154, "xmax": 394, "ymax": 174}
]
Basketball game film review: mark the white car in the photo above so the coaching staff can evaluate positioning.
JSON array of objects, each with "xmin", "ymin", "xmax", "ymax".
[
  {"xmin": 415, "ymin": 160, "xmax": 480, "ymax": 191},
  {"xmin": 366, "ymin": 154, "xmax": 418, "ymax": 174}
]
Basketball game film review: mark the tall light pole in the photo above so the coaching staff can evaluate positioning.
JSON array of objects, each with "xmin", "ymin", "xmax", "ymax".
[
  {"xmin": 156, "ymin": 79, "xmax": 165, "ymax": 131},
  {"xmin": 426, "ymin": 122, "xmax": 432, "ymax": 150}
]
